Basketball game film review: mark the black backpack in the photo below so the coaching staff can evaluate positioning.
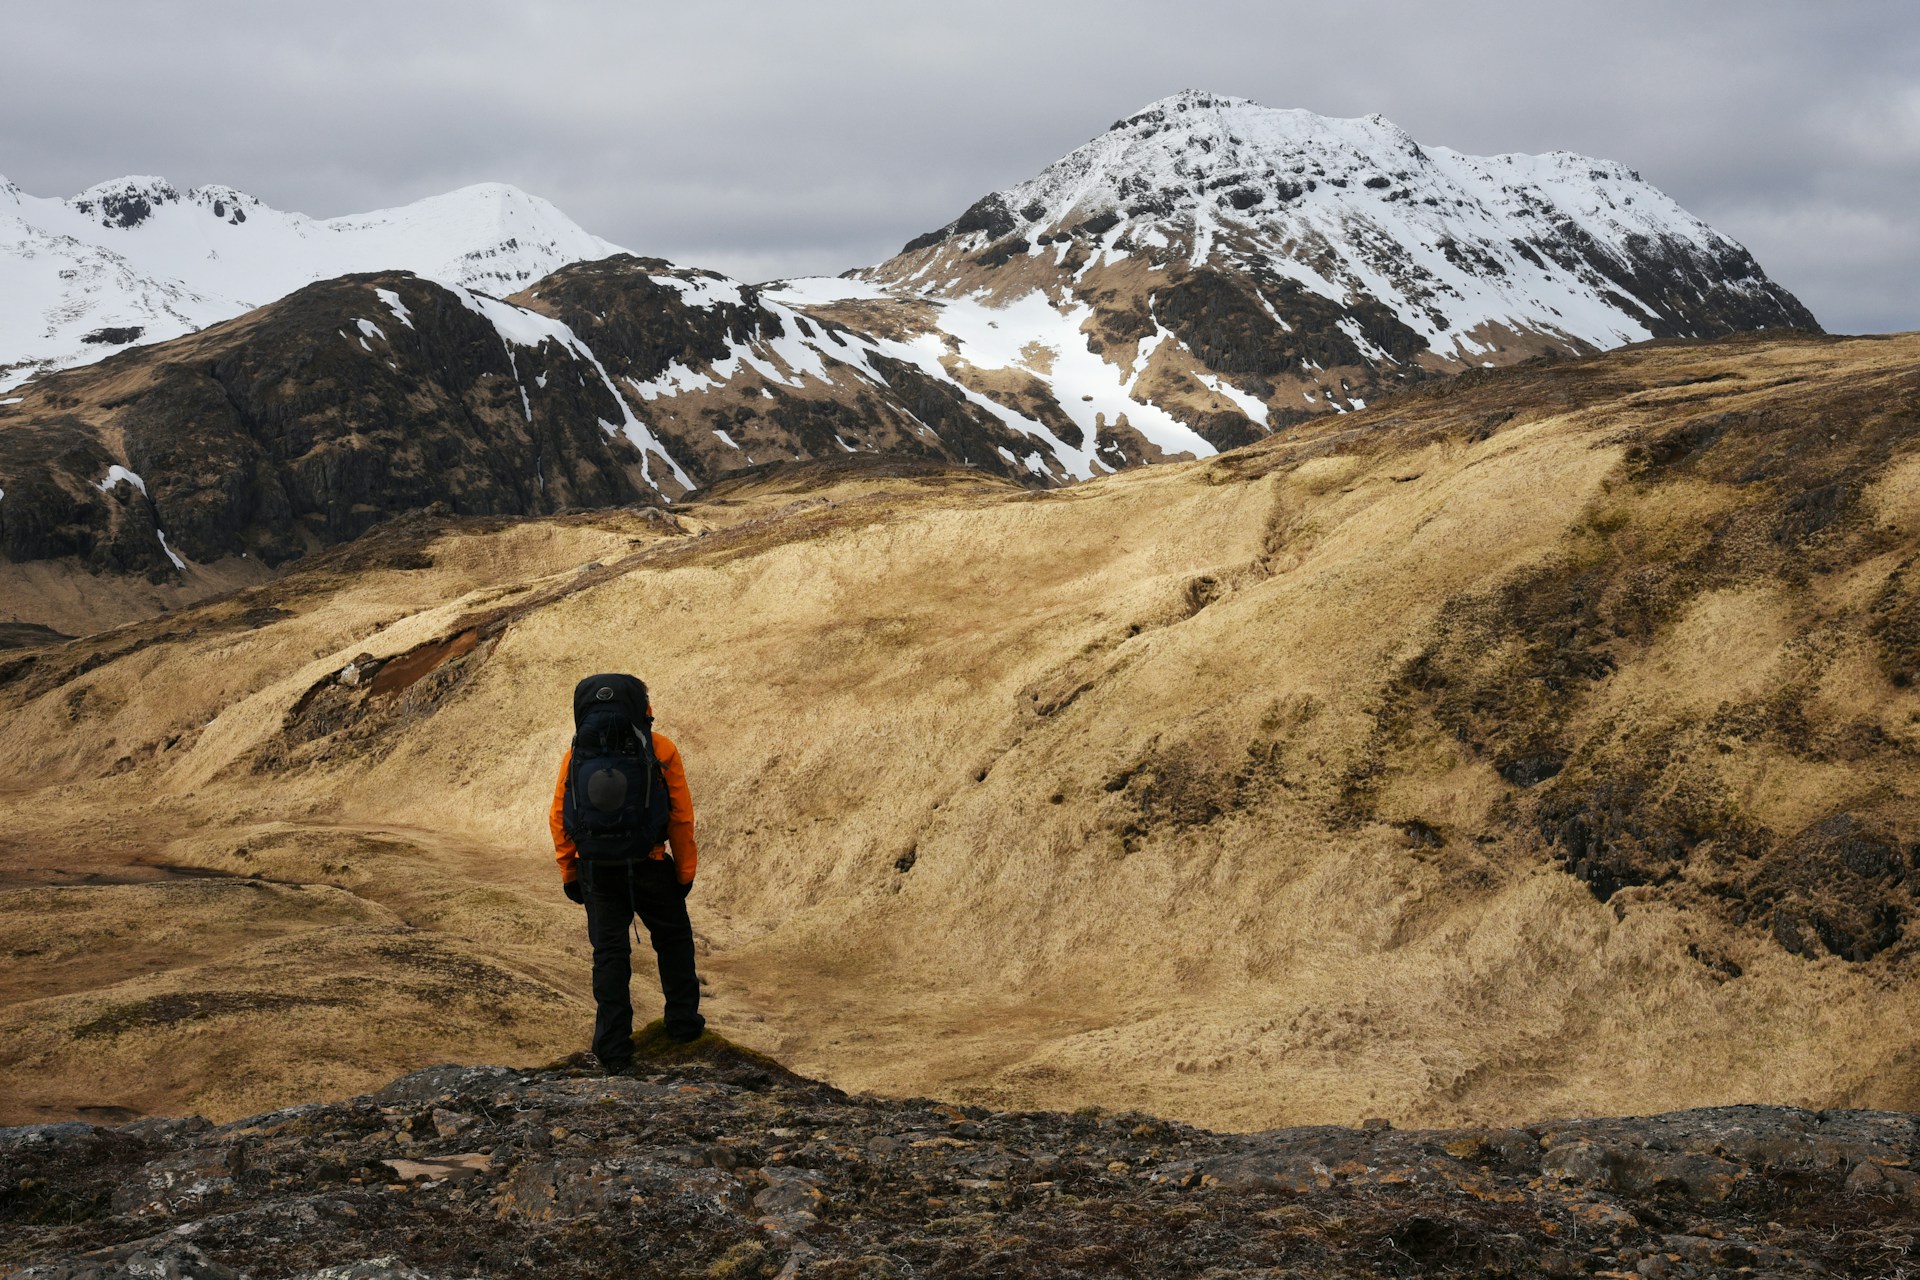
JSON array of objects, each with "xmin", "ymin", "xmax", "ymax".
[{"xmin": 562, "ymin": 674, "xmax": 672, "ymax": 859}]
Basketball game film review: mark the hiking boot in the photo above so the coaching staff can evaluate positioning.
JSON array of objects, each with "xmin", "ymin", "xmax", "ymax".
[{"xmin": 599, "ymin": 1057, "xmax": 633, "ymax": 1077}]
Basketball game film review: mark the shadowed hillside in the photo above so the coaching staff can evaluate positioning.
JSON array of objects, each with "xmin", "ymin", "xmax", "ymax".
[{"xmin": 1, "ymin": 331, "xmax": 1916, "ymax": 1133}]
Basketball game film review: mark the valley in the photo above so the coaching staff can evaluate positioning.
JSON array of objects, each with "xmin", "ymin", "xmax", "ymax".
[{"xmin": 3, "ymin": 330, "xmax": 1915, "ymax": 1134}]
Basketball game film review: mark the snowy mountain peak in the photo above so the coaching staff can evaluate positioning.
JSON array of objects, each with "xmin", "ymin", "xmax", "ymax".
[
  {"xmin": 896, "ymin": 93, "xmax": 1731, "ymax": 271},
  {"xmin": 1109, "ymin": 88, "xmax": 1254, "ymax": 125},
  {"xmin": 0, "ymin": 176, "xmax": 628, "ymax": 389},
  {"xmin": 339, "ymin": 180, "xmax": 560, "ymax": 223},
  {"xmin": 849, "ymin": 92, "xmax": 1815, "ymax": 468},
  {"xmin": 1001, "ymin": 98, "xmax": 1516, "ymax": 235},
  {"xmin": 872, "ymin": 91, "xmax": 1814, "ymax": 379}
]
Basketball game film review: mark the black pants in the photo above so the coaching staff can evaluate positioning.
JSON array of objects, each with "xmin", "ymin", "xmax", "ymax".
[{"xmin": 580, "ymin": 857, "xmax": 703, "ymax": 1066}]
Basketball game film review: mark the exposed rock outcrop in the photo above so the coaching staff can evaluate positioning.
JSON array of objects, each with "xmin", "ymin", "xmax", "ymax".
[{"xmin": 4, "ymin": 1037, "xmax": 1916, "ymax": 1278}]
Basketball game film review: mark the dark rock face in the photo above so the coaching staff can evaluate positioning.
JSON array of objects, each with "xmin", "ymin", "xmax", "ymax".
[
  {"xmin": 0, "ymin": 272, "xmax": 661, "ymax": 574},
  {"xmin": 5, "ymin": 1045, "xmax": 1917, "ymax": 1279},
  {"xmin": 901, "ymin": 194, "xmax": 1018, "ymax": 255},
  {"xmin": 70, "ymin": 182, "xmax": 179, "ymax": 229},
  {"xmin": 1154, "ymin": 266, "xmax": 1428, "ymax": 389},
  {"xmin": 864, "ymin": 356, "xmax": 1030, "ymax": 479},
  {"xmin": 80, "ymin": 327, "xmax": 145, "ymax": 347},
  {"xmin": 1523, "ymin": 229, "xmax": 1821, "ymax": 340},
  {"xmin": 0, "ymin": 419, "xmax": 188, "ymax": 578},
  {"xmin": 526, "ymin": 255, "xmax": 771, "ymax": 397}
]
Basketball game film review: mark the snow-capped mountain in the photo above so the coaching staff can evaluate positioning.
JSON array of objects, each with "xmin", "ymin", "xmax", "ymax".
[
  {"xmin": 0, "ymin": 175, "xmax": 623, "ymax": 388},
  {"xmin": 0, "ymin": 92, "xmax": 1821, "ymax": 616},
  {"xmin": 855, "ymin": 91, "xmax": 1816, "ymax": 448}
]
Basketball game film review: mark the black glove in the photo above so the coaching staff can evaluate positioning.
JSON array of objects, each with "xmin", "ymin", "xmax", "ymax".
[
  {"xmin": 563, "ymin": 878, "xmax": 584, "ymax": 904},
  {"xmin": 678, "ymin": 879, "xmax": 693, "ymax": 900}
]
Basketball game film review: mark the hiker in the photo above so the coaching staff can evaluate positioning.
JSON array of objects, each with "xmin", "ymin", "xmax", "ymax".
[{"xmin": 549, "ymin": 673, "xmax": 704, "ymax": 1072}]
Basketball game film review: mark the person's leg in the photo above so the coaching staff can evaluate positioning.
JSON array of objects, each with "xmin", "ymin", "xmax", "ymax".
[
  {"xmin": 634, "ymin": 859, "xmax": 704, "ymax": 1041},
  {"xmin": 581, "ymin": 863, "xmax": 637, "ymax": 1069}
]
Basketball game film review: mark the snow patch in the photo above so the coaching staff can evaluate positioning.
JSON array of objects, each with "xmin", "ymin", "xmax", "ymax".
[
  {"xmin": 374, "ymin": 288, "xmax": 414, "ymax": 329},
  {"xmin": 764, "ymin": 276, "xmax": 890, "ymax": 308},
  {"xmin": 97, "ymin": 464, "xmax": 148, "ymax": 495},
  {"xmin": 156, "ymin": 529, "xmax": 186, "ymax": 570},
  {"xmin": 1194, "ymin": 372, "xmax": 1271, "ymax": 427},
  {"xmin": 505, "ymin": 349, "xmax": 532, "ymax": 422},
  {"xmin": 651, "ymin": 273, "xmax": 747, "ymax": 309},
  {"xmin": 929, "ymin": 291, "xmax": 1217, "ymax": 469},
  {"xmin": 627, "ymin": 365, "xmax": 719, "ymax": 400}
]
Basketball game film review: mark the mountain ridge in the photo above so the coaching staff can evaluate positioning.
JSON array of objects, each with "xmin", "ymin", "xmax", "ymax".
[{"xmin": 0, "ymin": 94, "xmax": 1826, "ymax": 630}]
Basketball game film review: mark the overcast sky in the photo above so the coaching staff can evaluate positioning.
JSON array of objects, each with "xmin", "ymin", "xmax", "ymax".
[{"xmin": 4, "ymin": 0, "xmax": 1915, "ymax": 332}]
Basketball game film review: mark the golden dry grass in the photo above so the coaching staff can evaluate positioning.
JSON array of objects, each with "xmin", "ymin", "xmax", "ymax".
[{"xmin": 2, "ymin": 332, "xmax": 1917, "ymax": 1130}]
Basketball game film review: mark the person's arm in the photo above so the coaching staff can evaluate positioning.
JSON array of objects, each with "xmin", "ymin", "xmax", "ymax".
[
  {"xmin": 549, "ymin": 747, "xmax": 578, "ymax": 885},
  {"xmin": 654, "ymin": 733, "xmax": 698, "ymax": 885}
]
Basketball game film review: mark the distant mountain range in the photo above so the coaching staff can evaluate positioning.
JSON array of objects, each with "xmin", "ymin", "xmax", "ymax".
[
  {"xmin": 0, "ymin": 175, "xmax": 621, "ymax": 388},
  {"xmin": 0, "ymin": 92, "xmax": 1820, "ymax": 620}
]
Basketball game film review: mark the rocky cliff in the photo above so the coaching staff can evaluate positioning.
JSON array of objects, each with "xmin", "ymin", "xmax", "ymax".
[{"xmin": 0, "ymin": 271, "xmax": 658, "ymax": 581}]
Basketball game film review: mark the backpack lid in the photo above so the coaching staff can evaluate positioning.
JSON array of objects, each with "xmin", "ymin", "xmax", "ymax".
[{"xmin": 572, "ymin": 673, "xmax": 650, "ymax": 729}]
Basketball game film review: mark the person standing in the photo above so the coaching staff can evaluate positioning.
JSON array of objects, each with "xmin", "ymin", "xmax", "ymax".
[{"xmin": 548, "ymin": 672, "xmax": 704, "ymax": 1072}]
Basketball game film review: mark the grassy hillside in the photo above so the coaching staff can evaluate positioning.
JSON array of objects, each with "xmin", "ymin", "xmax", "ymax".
[{"xmin": 2, "ymin": 331, "xmax": 1916, "ymax": 1130}]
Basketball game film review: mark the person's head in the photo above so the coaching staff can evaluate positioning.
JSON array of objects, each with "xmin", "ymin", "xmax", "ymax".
[{"xmin": 572, "ymin": 673, "xmax": 650, "ymax": 727}]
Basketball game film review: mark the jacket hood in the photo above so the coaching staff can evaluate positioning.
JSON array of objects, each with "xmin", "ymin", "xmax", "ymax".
[{"xmin": 572, "ymin": 673, "xmax": 650, "ymax": 728}]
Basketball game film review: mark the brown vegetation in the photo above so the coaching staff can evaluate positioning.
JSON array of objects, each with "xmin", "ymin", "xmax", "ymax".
[{"xmin": 1, "ymin": 331, "xmax": 1916, "ymax": 1134}]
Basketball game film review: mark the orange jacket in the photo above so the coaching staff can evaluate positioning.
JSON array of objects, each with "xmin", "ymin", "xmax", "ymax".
[{"xmin": 550, "ymin": 732, "xmax": 697, "ymax": 885}]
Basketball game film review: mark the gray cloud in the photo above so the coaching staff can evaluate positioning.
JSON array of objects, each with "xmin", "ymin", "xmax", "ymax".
[{"xmin": 4, "ymin": 0, "xmax": 1914, "ymax": 332}]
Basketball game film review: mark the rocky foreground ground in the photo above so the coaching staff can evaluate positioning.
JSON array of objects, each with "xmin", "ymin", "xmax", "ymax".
[{"xmin": 3, "ymin": 1031, "xmax": 1918, "ymax": 1279}]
